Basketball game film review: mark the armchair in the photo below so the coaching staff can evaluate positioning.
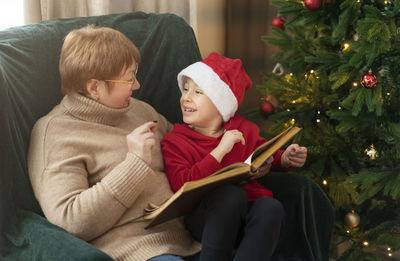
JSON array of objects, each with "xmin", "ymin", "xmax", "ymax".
[{"xmin": 0, "ymin": 12, "xmax": 334, "ymax": 261}]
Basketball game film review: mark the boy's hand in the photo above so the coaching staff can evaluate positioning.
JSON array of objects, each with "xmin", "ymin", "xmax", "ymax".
[
  {"xmin": 126, "ymin": 121, "xmax": 158, "ymax": 165},
  {"xmin": 210, "ymin": 130, "xmax": 245, "ymax": 163},
  {"xmin": 281, "ymin": 144, "xmax": 307, "ymax": 168},
  {"xmin": 250, "ymin": 156, "xmax": 273, "ymax": 179}
]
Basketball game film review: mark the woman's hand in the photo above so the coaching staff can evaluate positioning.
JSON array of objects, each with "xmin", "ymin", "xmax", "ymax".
[
  {"xmin": 281, "ymin": 144, "xmax": 307, "ymax": 168},
  {"xmin": 210, "ymin": 130, "xmax": 245, "ymax": 163},
  {"xmin": 250, "ymin": 156, "xmax": 273, "ymax": 180},
  {"xmin": 126, "ymin": 121, "xmax": 158, "ymax": 165}
]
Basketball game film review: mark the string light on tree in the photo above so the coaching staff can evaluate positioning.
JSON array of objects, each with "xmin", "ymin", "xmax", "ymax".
[
  {"xmin": 343, "ymin": 43, "xmax": 350, "ymax": 51},
  {"xmin": 363, "ymin": 241, "xmax": 369, "ymax": 247},
  {"xmin": 387, "ymin": 247, "xmax": 393, "ymax": 257}
]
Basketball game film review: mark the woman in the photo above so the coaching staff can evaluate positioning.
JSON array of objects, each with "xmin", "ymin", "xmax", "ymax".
[{"xmin": 28, "ymin": 25, "xmax": 201, "ymax": 261}]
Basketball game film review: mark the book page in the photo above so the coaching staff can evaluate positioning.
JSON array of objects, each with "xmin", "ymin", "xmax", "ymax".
[{"xmin": 244, "ymin": 153, "xmax": 252, "ymax": 165}]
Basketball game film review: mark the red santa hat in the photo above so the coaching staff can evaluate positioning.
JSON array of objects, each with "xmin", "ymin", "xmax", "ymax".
[{"xmin": 177, "ymin": 52, "xmax": 252, "ymax": 122}]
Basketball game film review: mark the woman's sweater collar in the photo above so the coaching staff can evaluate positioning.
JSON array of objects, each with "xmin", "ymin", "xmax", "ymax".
[{"xmin": 62, "ymin": 93, "xmax": 133, "ymax": 126}]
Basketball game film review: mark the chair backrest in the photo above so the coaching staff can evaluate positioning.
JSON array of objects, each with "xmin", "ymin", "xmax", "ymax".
[{"xmin": 0, "ymin": 11, "xmax": 201, "ymax": 246}]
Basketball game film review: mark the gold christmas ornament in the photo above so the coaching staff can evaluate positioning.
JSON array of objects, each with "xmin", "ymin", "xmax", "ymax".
[
  {"xmin": 344, "ymin": 210, "xmax": 360, "ymax": 228},
  {"xmin": 364, "ymin": 144, "xmax": 378, "ymax": 160}
]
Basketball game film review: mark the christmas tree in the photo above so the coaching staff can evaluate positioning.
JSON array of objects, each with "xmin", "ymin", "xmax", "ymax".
[{"xmin": 257, "ymin": 0, "xmax": 400, "ymax": 259}]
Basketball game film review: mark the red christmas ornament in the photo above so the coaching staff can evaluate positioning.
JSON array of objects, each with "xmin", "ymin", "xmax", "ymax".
[
  {"xmin": 304, "ymin": 0, "xmax": 323, "ymax": 10},
  {"xmin": 361, "ymin": 70, "xmax": 378, "ymax": 88},
  {"xmin": 271, "ymin": 16, "xmax": 286, "ymax": 30},
  {"xmin": 260, "ymin": 100, "xmax": 275, "ymax": 117}
]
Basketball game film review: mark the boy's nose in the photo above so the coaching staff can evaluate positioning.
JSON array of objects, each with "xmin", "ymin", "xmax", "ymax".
[{"xmin": 182, "ymin": 92, "xmax": 192, "ymax": 100}]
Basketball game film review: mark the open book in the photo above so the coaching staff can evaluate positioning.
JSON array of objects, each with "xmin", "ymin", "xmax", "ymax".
[{"xmin": 144, "ymin": 126, "xmax": 302, "ymax": 229}]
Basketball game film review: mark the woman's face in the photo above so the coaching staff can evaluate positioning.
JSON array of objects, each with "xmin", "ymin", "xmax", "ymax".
[{"xmin": 97, "ymin": 63, "xmax": 140, "ymax": 109}]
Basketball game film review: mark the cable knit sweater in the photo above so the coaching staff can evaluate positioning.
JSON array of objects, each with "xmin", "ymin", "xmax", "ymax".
[{"xmin": 28, "ymin": 93, "xmax": 201, "ymax": 261}]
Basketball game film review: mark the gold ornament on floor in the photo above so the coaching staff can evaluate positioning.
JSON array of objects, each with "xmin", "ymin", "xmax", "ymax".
[
  {"xmin": 344, "ymin": 210, "xmax": 360, "ymax": 228},
  {"xmin": 364, "ymin": 144, "xmax": 379, "ymax": 160}
]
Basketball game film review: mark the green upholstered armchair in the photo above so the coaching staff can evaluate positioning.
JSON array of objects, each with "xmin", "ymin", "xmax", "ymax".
[{"xmin": 0, "ymin": 12, "xmax": 334, "ymax": 261}]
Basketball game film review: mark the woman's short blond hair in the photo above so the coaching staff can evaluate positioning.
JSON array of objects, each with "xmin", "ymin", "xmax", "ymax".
[{"xmin": 59, "ymin": 25, "xmax": 141, "ymax": 95}]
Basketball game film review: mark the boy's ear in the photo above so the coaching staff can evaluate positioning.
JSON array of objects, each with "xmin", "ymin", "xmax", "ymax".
[{"xmin": 86, "ymin": 79, "xmax": 99, "ymax": 99}]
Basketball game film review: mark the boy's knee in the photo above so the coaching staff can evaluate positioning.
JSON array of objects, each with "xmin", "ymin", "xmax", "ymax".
[
  {"xmin": 253, "ymin": 197, "xmax": 285, "ymax": 225},
  {"xmin": 208, "ymin": 184, "xmax": 247, "ymax": 213}
]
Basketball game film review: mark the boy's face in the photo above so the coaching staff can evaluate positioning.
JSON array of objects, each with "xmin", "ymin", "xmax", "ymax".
[
  {"xmin": 180, "ymin": 78, "xmax": 223, "ymax": 129},
  {"xmin": 97, "ymin": 63, "xmax": 139, "ymax": 109}
]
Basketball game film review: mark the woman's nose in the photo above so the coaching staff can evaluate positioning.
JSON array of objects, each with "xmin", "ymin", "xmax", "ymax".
[{"xmin": 132, "ymin": 80, "xmax": 140, "ymax": 90}]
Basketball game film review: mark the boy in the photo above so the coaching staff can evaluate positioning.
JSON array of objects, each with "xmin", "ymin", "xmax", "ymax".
[{"xmin": 161, "ymin": 52, "xmax": 307, "ymax": 261}]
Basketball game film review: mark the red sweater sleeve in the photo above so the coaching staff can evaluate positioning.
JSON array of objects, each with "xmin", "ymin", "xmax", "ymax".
[{"xmin": 161, "ymin": 136, "xmax": 222, "ymax": 193}]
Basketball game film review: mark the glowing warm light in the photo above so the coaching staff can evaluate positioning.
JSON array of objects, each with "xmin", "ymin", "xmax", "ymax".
[
  {"xmin": 343, "ymin": 43, "xmax": 350, "ymax": 50},
  {"xmin": 388, "ymin": 253, "xmax": 392, "ymax": 257},
  {"xmin": 322, "ymin": 180, "xmax": 328, "ymax": 186},
  {"xmin": 338, "ymin": 106, "xmax": 342, "ymax": 110},
  {"xmin": 387, "ymin": 92, "xmax": 391, "ymax": 96},
  {"xmin": 292, "ymin": 100, "xmax": 296, "ymax": 104},
  {"xmin": 317, "ymin": 110, "xmax": 321, "ymax": 114},
  {"xmin": 310, "ymin": 69, "xmax": 315, "ymax": 73},
  {"xmin": 363, "ymin": 241, "xmax": 369, "ymax": 246},
  {"xmin": 385, "ymin": 0, "xmax": 388, "ymax": 4},
  {"xmin": 286, "ymin": 108, "xmax": 291, "ymax": 112},
  {"xmin": 346, "ymin": 230, "xmax": 350, "ymax": 234},
  {"xmin": 316, "ymin": 119, "xmax": 321, "ymax": 123},
  {"xmin": 388, "ymin": 248, "xmax": 392, "ymax": 251},
  {"xmin": 290, "ymin": 73, "xmax": 293, "ymax": 76},
  {"xmin": 353, "ymin": 82, "xmax": 358, "ymax": 86}
]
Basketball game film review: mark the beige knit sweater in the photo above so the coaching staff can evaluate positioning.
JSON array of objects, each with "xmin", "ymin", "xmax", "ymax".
[{"xmin": 28, "ymin": 93, "xmax": 201, "ymax": 261}]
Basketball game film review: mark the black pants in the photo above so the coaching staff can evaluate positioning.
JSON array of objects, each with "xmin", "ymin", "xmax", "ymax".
[{"xmin": 184, "ymin": 184, "xmax": 285, "ymax": 261}]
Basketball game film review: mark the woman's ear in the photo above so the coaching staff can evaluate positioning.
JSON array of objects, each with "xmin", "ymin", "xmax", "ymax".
[{"xmin": 86, "ymin": 79, "xmax": 99, "ymax": 100}]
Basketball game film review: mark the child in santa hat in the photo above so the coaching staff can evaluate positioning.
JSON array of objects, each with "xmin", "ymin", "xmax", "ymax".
[{"xmin": 161, "ymin": 52, "xmax": 307, "ymax": 261}]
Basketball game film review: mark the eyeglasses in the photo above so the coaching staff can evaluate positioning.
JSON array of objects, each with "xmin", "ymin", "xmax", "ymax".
[
  {"xmin": 104, "ymin": 67, "xmax": 138, "ymax": 86},
  {"xmin": 104, "ymin": 79, "xmax": 135, "ymax": 85}
]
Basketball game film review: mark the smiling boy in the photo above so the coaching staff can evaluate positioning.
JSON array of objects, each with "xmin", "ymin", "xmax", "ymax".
[{"xmin": 161, "ymin": 52, "xmax": 307, "ymax": 261}]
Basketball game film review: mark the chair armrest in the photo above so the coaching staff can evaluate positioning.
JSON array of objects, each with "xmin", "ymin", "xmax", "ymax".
[
  {"xmin": 259, "ymin": 172, "xmax": 335, "ymax": 261},
  {"xmin": 4, "ymin": 209, "xmax": 112, "ymax": 261}
]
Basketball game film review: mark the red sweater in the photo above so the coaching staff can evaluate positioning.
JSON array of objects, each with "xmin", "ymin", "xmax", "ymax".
[{"xmin": 161, "ymin": 114, "xmax": 288, "ymax": 201}]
